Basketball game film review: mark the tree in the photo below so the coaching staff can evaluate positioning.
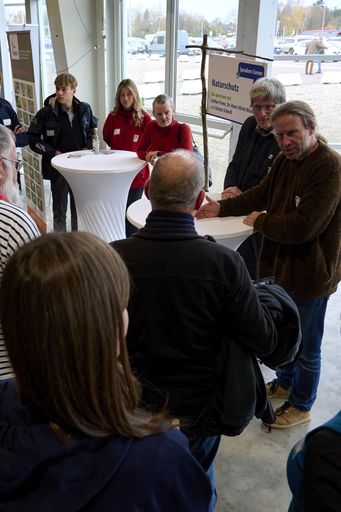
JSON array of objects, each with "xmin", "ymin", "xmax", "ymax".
[{"xmin": 277, "ymin": 4, "xmax": 305, "ymax": 36}]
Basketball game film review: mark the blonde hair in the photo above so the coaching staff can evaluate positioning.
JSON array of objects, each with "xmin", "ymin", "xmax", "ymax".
[
  {"xmin": 112, "ymin": 79, "xmax": 145, "ymax": 127},
  {"xmin": 54, "ymin": 73, "xmax": 78, "ymax": 90}
]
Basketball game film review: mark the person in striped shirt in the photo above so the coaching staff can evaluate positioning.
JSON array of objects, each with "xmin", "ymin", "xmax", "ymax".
[{"xmin": 0, "ymin": 125, "xmax": 40, "ymax": 380}]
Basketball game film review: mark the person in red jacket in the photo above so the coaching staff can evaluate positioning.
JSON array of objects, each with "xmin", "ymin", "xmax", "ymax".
[
  {"xmin": 137, "ymin": 94, "xmax": 193, "ymax": 165},
  {"xmin": 103, "ymin": 79, "xmax": 151, "ymax": 236}
]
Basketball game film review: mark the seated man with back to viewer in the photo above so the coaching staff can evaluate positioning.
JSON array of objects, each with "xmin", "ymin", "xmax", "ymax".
[
  {"xmin": 112, "ymin": 149, "xmax": 277, "ymax": 510},
  {"xmin": 222, "ymin": 77, "xmax": 286, "ymax": 279},
  {"xmin": 197, "ymin": 100, "xmax": 341, "ymax": 429},
  {"xmin": 0, "ymin": 125, "xmax": 40, "ymax": 380}
]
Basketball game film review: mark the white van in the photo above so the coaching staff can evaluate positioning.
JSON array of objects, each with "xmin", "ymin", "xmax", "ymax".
[{"xmin": 150, "ymin": 30, "xmax": 188, "ymax": 55}]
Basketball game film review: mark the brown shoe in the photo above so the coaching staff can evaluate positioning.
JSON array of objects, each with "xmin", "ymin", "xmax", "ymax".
[
  {"xmin": 268, "ymin": 401, "xmax": 311, "ymax": 429},
  {"xmin": 265, "ymin": 379, "xmax": 290, "ymax": 399}
]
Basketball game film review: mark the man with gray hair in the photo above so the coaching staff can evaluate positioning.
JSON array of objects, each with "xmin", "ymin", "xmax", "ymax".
[
  {"xmin": 112, "ymin": 149, "xmax": 277, "ymax": 510},
  {"xmin": 197, "ymin": 100, "xmax": 341, "ymax": 429},
  {"xmin": 222, "ymin": 77, "xmax": 286, "ymax": 278},
  {"xmin": 0, "ymin": 125, "xmax": 40, "ymax": 380}
]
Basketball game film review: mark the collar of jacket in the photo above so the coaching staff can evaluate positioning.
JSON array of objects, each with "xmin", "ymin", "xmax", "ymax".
[
  {"xmin": 135, "ymin": 210, "xmax": 202, "ymax": 241},
  {"xmin": 44, "ymin": 94, "xmax": 81, "ymax": 115},
  {"xmin": 255, "ymin": 124, "xmax": 275, "ymax": 138}
]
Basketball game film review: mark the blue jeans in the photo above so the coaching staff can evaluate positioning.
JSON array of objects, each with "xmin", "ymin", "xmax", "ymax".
[
  {"xmin": 276, "ymin": 296, "xmax": 329, "ymax": 411},
  {"xmin": 181, "ymin": 429, "xmax": 221, "ymax": 512}
]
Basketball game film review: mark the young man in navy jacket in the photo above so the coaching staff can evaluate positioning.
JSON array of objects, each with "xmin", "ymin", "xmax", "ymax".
[{"xmin": 28, "ymin": 73, "xmax": 97, "ymax": 231}]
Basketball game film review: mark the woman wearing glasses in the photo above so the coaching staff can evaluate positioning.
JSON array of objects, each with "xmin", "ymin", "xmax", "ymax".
[
  {"xmin": 221, "ymin": 77, "xmax": 286, "ymax": 279},
  {"xmin": 0, "ymin": 232, "xmax": 211, "ymax": 511}
]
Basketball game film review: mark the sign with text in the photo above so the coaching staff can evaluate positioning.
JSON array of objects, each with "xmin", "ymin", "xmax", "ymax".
[
  {"xmin": 207, "ymin": 54, "xmax": 268, "ymax": 125},
  {"xmin": 7, "ymin": 29, "xmax": 46, "ymax": 232}
]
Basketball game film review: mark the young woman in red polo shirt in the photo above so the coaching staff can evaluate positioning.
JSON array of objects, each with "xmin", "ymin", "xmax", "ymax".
[{"xmin": 103, "ymin": 79, "xmax": 151, "ymax": 236}]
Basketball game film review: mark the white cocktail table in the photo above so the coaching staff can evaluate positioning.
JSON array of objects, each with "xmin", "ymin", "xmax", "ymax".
[
  {"xmin": 52, "ymin": 149, "xmax": 145, "ymax": 241},
  {"xmin": 127, "ymin": 193, "xmax": 253, "ymax": 250}
]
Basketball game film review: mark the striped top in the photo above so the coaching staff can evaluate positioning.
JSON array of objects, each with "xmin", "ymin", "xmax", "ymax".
[{"xmin": 0, "ymin": 200, "xmax": 40, "ymax": 380}]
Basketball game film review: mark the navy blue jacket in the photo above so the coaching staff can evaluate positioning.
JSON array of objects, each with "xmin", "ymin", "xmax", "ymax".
[
  {"xmin": 0, "ymin": 98, "xmax": 29, "ymax": 147},
  {"xmin": 112, "ymin": 211, "xmax": 277, "ymax": 421},
  {"xmin": 28, "ymin": 94, "xmax": 97, "ymax": 179},
  {"xmin": 0, "ymin": 380, "xmax": 211, "ymax": 511},
  {"xmin": 224, "ymin": 116, "xmax": 279, "ymax": 191}
]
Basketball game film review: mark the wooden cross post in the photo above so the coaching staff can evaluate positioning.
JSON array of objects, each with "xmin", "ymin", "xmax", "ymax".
[{"xmin": 200, "ymin": 34, "xmax": 209, "ymax": 191}]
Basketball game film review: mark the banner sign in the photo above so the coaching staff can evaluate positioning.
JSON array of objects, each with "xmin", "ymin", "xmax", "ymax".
[
  {"xmin": 7, "ymin": 30, "xmax": 46, "ymax": 232},
  {"xmin": 207, "ymin": 54, "xmax": 268, "ymax": 125}
]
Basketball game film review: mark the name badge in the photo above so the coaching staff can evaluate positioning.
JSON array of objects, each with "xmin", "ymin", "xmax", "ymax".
[
  {"xmin": 114, "ymin": 128, "xmax": 120, "ymax": 135},
  {"xmin": 295, "ymin": 195, "xmax": 301, "ymax": 207},
  {"xmin": 47, "ymin": 129, "xmax": 54, "ymax": 136},
  {"xmin": 133, "ymin": 134, "xmax": 139, "ymax": 142},
  {"xmin": 3, "ymin": 118, "xmax": 11, "ymax": 126}
]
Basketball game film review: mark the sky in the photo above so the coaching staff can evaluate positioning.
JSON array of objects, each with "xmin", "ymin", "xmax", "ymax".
[{"xmin": 131, "ymin": 0, "xmax": 341, "ymax": 22}]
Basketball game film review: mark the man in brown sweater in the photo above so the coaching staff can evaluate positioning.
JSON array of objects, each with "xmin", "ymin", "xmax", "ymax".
[{"xmin": 197, "ymin": 100, "xmax": 341, "ymax": 428}]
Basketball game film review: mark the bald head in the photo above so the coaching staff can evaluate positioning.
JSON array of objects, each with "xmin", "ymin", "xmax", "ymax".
[{"xmin": 149, "ymin": 150, "xmax": 204, "ymax": 212}]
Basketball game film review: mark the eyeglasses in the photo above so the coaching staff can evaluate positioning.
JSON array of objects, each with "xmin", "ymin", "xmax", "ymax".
[
  {"xmin": 0, "ymin": 156, "xmax": 22, "ymax": 171},
  {"xmin": 251, "ymin": 104, "xmax": 276, "ymax": 113}
]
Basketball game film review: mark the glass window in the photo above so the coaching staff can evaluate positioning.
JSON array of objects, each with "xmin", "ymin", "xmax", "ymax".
[
  {"xmin": 176, "ymin": 0, "xmax": 238, "ymax": 117},
  {"xmin": 40, "ymin": 0, "xmax": 56, "ymax": 98},
  {"xmin": 176, "ymin": 1, "xmax": 238, "ymax": 191},
  {"xmin": 3, "ymin": 0, "xmax": 26, "ymax": 24},
  {"xmin": 126, "ymin": 0, "xmax": 167, "ymax": 110}
]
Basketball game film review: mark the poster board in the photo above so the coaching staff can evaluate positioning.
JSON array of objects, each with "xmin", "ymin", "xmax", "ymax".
[
  {"xmin": 7, "ymin": 30, "xmax": 46, "ymax": 232},
  {"xmin": 207, "ymin": 54, "xmax": 268, "ymax": 125}
]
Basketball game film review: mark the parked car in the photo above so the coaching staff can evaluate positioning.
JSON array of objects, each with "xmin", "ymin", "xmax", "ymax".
[
  {"xmin": 212, "ymin": 36, "xmax": 236, "ymax": 49},
  {"xmin": 326, "ymin": 37, "xmax": 341, "ymax": 51},
  {"xmin": 293, "ymin": 40, "xmax": 311, "ymax": 55},
  {"xmin": 294, "ymin": 38, "xmax": 340, "ymax": 57},
  {"xmin": 187, "ymin": 37, "xmax": 201, "ymax": 55},
  {"xmin": 127, "ymin": 37, "xmax": 150, "ymax": 54},
  {"xmin": 323, "ymin": 40, "xmax": 341, "ymax": 59},
  {"xmin": 276, "ymin": 36, "xmax": 313, "ymax": 54},
  {"xmin": 273, "ymin": 38, "xmax": 282, "ymax": 54}
]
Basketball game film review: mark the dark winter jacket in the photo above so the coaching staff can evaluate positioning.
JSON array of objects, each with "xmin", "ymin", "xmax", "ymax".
[
  {"xmin": 0, "ymin": 98, "xmax": 28, "ymax": 147},
  {"xmin": 28, "ymin": 94, "xmax": 97, "ymax": 179},
  {"xmin": 0, "ymin": 380, "xmax": 211, "ymax": 511},
  {"xmin": 112, "ymin": 211, "xmax": 277, "ymax": 422},
  {"xmin": 224, "ymin": 115, "xmax": 279, "ymax": 191},
  {"xmin": 287, "ymin": 410, "xmax": 341, "ymax": 512}
]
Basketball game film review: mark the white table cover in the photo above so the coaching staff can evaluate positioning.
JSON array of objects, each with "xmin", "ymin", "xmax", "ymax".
[
  {"xmin": 52, "ymin": 149, "xmax": 145, "ymax": 241},
  {"xmin": 127, "ymin": 193, "xmax": 253, "ymax": 251}
]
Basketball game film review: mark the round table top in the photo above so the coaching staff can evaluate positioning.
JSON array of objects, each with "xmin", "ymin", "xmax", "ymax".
[
  {"xmin": 52, "ymin": 149, "xmax": 146, "ymax": 174},
  {"xmin": 127, "ymin": 193, "xmax": 253, "ymax": 240}
]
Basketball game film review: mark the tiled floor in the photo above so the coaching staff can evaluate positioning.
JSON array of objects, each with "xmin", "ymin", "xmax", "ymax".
[{"xmin": 215, "ymin": 285, "xmax": 341, "ymax": 512}]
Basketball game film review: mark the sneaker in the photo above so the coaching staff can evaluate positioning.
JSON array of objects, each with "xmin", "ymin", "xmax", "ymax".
[
  {"xmin": 265, "ymin": 379, "xmax": 290, "ymax": 399},
  {"xmin": 268, "ymin": 401, "xmax": 311, "ymax": 429}
]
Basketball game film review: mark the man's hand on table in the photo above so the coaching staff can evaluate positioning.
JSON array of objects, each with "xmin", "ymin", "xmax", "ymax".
[
  {"xmin": 243, "ymin": 211, "xmax": 263, "ymax": 227},
  {"xmin": 221, "ymin": 186, "xmax": 242, "ymax": 199},
  {"xmin": 196, "ymin": 195, "xmax": 221, "ymax": 219}
]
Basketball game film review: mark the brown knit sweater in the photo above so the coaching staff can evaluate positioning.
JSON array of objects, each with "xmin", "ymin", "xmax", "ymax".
[{"xmin": 219, "ymin": 143, "xmax": 341, "ymax": 299}]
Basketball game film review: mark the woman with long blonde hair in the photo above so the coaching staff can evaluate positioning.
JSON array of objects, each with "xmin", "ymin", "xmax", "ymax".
[{"xmin": 103, "ymin": 79, "xmax": 151, "ymax": 236}]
